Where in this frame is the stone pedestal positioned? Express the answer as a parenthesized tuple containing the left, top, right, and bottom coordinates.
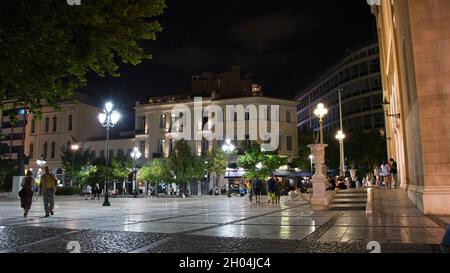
(308, 144, 331, 210)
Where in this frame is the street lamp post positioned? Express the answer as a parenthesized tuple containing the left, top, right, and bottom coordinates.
(70, 144, 79, 186)
(130, 147, 142, 198)
(98, 102, 121, 207)
(335, 130, 346, 177)
(222, 139, 235, 198)
(314, 103, 328, 144)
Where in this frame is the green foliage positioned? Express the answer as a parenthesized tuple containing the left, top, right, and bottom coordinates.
(60, 144, 94, 186)
(206, 149, 227, 177)
(55, 186, 81, 196)
(167, 139, 195, 184)
(138, 158, 171, 185)
(111, 155, 132, 182)
(0, 0, 166, 116)
(237, 142, 288, 180)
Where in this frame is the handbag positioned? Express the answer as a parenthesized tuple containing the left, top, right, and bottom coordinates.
(18, 188, 25, 198)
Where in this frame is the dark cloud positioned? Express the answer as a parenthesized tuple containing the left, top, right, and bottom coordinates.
(156, 44, 222, 74)
(229, 10, 302, 53)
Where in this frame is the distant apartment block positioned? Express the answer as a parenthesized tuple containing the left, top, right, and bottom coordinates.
(296, 43, 384, 135)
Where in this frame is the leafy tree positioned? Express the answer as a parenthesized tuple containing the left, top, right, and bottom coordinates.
(60, 144, 94, 186)
(206, 149, 228, 189)
(111, 155, 132, 183)
(237, 142, 288, 180)
(168, 139, 194, 185)
(0, 0, 166, 116)
(191, 156, 207, 182)
(138, 158, 171, 197)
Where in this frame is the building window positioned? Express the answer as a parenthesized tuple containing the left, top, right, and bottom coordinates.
(45, 117, 49, 133)
(159, 114, 166, 129)
(91, 150, 96, 158)
(51, 142, 56, 159)
(43, 142, 48, 159)
(286, 136, 293, 151)
(109, 150, 114, 159)
(31, 119, 35, 134)
(29, 143, 34, 160)
(52, 116, 57, 132)
(99, 150, 105, 158)
(201, 139, 209, 155)
(127, 149, 132, 156)
(137, 116, 146, 131)
(117, 149, 124, 157)
(158, 139, 165, 154)
(68, 114, 73, 131)
(286, 110, 291, 123)
(139, 140, 145, 156)
(169, 139, 175, 154)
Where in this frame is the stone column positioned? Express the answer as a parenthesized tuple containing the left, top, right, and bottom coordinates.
(308, 144, 330, 210)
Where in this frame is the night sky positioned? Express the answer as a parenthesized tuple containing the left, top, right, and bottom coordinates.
(80, 0, 377, 130)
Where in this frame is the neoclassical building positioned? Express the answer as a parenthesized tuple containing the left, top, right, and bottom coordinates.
(134, 95, 299, 160)
(371, 0, 450, 215)
(24, 93, 105, 179)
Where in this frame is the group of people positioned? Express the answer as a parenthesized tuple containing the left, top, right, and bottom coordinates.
(83, 183, 101, 200)
(19, 166, 57, 218)
(326, 176, 358, 191)
(246, 175, 283, 204)
(373, 158, 398, 189)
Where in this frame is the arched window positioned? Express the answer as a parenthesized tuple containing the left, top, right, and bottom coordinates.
(68, 114, 73, 131)
(53, 116, 57, 132)
(43, 143, 48, 159)
(51, 142, 56, 159)
(45, 118, 49, 132)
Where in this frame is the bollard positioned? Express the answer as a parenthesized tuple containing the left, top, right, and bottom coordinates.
(365, 186, 373, 215)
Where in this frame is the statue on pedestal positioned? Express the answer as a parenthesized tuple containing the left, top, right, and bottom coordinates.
(308, 144, 332, 210)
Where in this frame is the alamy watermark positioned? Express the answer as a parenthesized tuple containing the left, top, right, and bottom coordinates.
(367, 0, 381, 6)
(67, 0, 81, 6)
(168, 97, 280, 151)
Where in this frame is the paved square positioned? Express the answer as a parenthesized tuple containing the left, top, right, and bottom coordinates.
(0, 189, 448, 253)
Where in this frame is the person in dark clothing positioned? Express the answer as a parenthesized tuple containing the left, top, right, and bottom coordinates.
(20, 171, 35, 218)
(267, 176, 277, 204)
(252, 178, 262, 204)
(389, 158, 398, 188)
(275, 178, 282, 204)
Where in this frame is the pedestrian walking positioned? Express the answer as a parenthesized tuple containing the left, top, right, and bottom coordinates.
(373, 162, 381, 187)
(389, 158, 398, 188)
(33, 182, 39, 201)
(41, 166, 57, 217)
(275, 178, 282, 204)
(85, 184, 92, 200)
(19, 170, 35, 218)
(267, 175, 277, 204)
(252, 177, 262, 204)
(381, 161, 392, 189)
(92, 183, 100, 200)
(247, 180, 253, 203)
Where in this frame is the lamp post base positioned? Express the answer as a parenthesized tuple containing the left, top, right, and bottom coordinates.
(103, 192, 110, 206)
